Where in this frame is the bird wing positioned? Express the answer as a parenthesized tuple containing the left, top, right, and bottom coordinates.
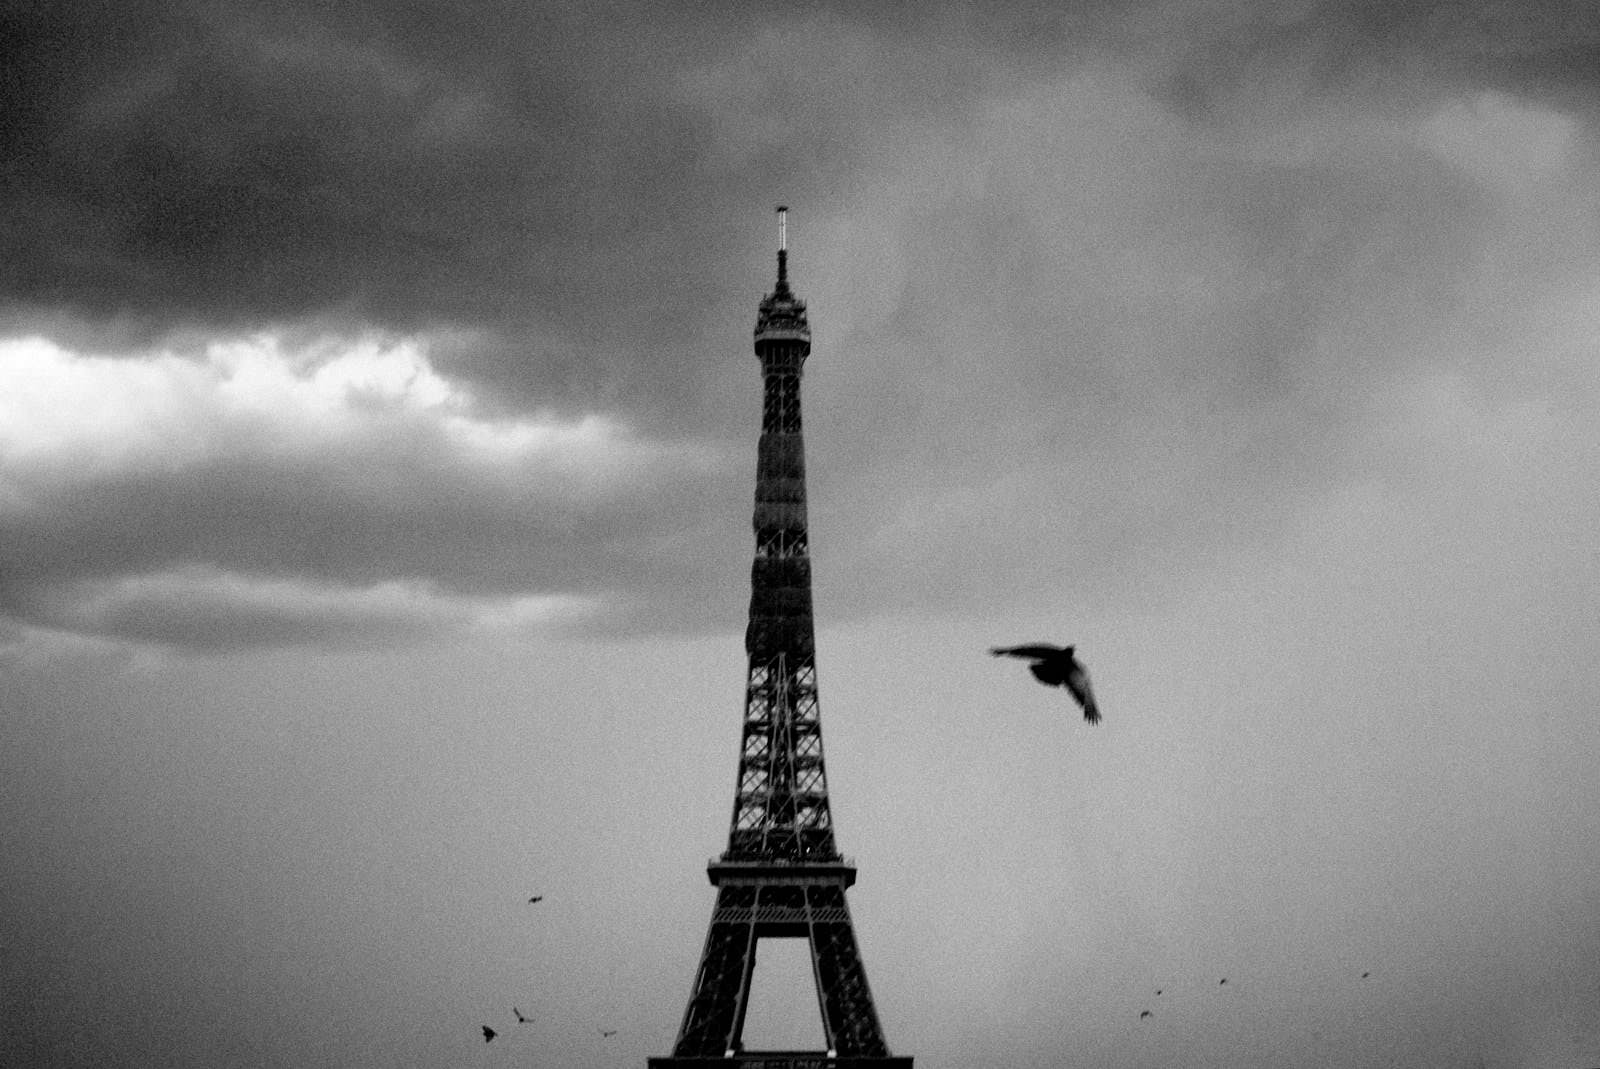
(1065, 663, 1100, 724)
(1028, 661, 1067, 686)
(990, 644, 1064, 660)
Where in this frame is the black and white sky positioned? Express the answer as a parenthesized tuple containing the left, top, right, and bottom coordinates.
(3, 2, 1599, 1067)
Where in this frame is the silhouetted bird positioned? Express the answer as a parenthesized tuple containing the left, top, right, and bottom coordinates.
(1156, 989, 1162, 996)
(599, 1029, 617, 1038)
(1361, 972, 1369, 979)
(514, 1007, 531, 1024)
(482, 1026, 496, 1042)
(1219, 978, 1227, 985)
(990, 644, 1100, 723)
(1139, 1010, 1152, 1020)
(528, 895, 543, 904)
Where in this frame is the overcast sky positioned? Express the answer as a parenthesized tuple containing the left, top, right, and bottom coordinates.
(4, 2, 1599, 1067)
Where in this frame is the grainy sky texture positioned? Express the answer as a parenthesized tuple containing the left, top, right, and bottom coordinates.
(3, 2, 1599, 1067)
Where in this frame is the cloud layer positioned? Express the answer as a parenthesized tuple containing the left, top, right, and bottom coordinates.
(1, 333, 735, 650)
(5, 0, 1600, 654)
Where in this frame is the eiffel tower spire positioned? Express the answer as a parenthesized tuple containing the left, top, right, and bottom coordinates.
(650, 210, 911, 1069)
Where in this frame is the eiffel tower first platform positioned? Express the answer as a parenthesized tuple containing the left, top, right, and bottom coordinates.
(648, 211, 911, 1069)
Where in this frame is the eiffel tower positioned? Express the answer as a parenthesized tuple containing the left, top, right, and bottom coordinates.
(648, 211, 911, 1069)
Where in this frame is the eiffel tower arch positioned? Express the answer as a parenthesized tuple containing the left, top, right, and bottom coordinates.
(649, 211, 912, 1069)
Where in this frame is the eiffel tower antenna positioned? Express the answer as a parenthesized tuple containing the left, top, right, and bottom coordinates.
(650, 214, 911, 1069)
(775, 205, 790, 290)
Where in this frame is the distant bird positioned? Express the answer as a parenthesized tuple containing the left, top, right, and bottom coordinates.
(1139, 1010, 1152, 1020)
(599, 1029, 618, 1038)
(528, 895, 544, 904)
(1361, 972, 1370, 979)
(1155, 989, 1162, 996)
(1219, 978, 1227, 986)
(482, 1026, 496, 1043)
(989, 644, 1100, 723)
(514, 1007, 531, 1024)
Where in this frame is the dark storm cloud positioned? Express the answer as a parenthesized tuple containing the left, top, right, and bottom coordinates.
(1, 0, 987, 418)
(5, 0, 1595, 389)
(6, 0, 1600, 651)
(6, 2, 572, 320)
(4, 9, 858, 506)
(6, 0, 1597, 332)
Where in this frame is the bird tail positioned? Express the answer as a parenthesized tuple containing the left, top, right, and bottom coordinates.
(1083, 702, 1101, 725)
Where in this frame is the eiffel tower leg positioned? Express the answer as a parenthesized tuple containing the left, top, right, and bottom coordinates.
(672, 888, 759, 1058)
(807, 886, 888, 1058)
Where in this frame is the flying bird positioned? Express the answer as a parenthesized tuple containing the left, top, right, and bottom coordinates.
(514, 1007, 531, 1024)
(1361, 972, 1370, 979)
(989, 644, 1100, 723)
(1139, 1010, 1152, 1020)
(482, 1026, 496, 1043)
(599, 1029, 618, 1038)
(1219, 978, 1227, 985)
(528, 895, 544, 904)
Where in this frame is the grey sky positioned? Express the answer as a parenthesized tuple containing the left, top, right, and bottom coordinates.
(3, 2, 1599, 1067)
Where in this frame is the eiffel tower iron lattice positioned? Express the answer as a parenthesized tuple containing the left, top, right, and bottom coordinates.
(648, 212, 911, 1069)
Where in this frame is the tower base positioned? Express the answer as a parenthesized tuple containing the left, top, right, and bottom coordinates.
(664, 862, 900, 1061)
(649, 1055, 912, 1069)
